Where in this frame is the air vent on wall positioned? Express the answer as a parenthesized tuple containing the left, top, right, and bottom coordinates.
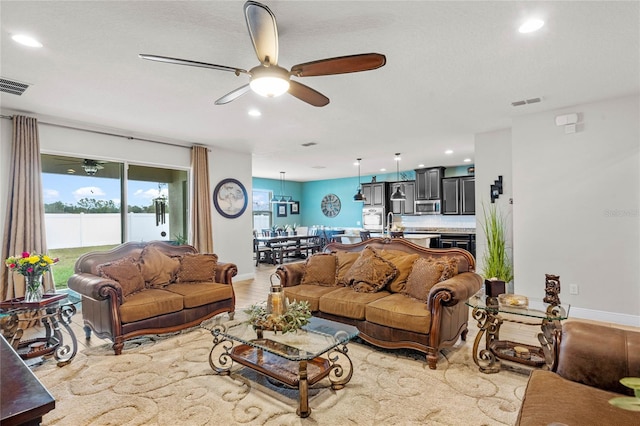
(511, 97, 542, 107)
(0, 77, 30, 95)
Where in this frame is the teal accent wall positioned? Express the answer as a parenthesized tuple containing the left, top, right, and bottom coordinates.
(252, 165, 473, 228)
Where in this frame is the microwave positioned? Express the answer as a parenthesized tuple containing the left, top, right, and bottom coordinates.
(414, 200, 441, 215)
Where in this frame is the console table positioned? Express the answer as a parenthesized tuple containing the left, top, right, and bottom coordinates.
(466, 295, 570, 374)
(0, 334, 55, 425)
(0, 293, 78, 367)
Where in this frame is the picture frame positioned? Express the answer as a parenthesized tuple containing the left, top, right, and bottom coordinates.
(213, 178, 248, 219)
(290, 201, 300, 215)
(276, 203, 287, 217)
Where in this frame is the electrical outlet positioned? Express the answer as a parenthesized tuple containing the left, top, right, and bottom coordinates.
(569, 284, 579, 295)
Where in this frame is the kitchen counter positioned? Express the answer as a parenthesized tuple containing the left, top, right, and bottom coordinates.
(403, 227, 476, 234)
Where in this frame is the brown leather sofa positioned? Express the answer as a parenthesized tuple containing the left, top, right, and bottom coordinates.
(276, 238, 482, 369)
(68, 241, 237, 355)
(517, 321, 640, 425)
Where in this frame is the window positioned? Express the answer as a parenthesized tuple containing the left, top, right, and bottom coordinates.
(41, 154, 189, 289)
(252, 189, 272, 233)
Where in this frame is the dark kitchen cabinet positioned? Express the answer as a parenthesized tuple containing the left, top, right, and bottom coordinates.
(439, 233, 476, 257)
(390, 181, 415, 215)
(442, 176, 475, 215)
(415, 167, 444, 200)
(362, 182, 388, 207)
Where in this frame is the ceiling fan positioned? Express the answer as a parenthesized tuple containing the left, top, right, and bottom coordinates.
(82, 159, 106, 176)
(139, 1, 386, 107)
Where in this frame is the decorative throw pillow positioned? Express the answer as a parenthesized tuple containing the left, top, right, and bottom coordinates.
(176, 253, 218, 282)
(375, 249, 420, 293)
(98, 258, 145, 297)
(428, 256, 460, 282)
(138, 245, 181, 288)
(344, 246, 397, 293)
(334, 251, 361, 286)
(301, 253, 337, 287)
(403, 257, 446, 302)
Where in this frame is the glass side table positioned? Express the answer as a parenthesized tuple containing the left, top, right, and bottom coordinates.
(0, 293, 78, 366)
(466, 294, 570, 374)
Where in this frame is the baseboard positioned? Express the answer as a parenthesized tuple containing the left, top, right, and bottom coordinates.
(569, 306, 640, 328)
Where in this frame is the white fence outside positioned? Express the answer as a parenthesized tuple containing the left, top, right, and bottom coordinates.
(45, 213, 171, 249)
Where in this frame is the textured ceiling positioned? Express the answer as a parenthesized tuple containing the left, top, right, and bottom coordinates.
(1, 1, 638, 181)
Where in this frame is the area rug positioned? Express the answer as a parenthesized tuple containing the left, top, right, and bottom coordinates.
(33, 316, 529, 425)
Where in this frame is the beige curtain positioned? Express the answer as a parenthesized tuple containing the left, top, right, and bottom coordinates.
(191, 145, 214, 253)
(1, 115, 53, 301)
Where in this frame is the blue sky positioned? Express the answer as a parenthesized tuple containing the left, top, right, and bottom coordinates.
(42, 173, 166, 207)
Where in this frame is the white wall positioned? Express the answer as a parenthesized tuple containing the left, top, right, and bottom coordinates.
(474, 128, 513, 287)
(209, 147, 254, 282)
(511, 95, 639, 325)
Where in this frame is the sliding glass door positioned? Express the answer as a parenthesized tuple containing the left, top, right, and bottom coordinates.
(41, 154, 189, 288)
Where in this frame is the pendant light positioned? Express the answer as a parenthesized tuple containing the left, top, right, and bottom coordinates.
(390, 153, 406, 201)
(270, 171, 295, 204)
(353, 158, 365, 202)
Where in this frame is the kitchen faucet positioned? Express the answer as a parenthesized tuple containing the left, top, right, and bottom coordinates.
(386, 211, 394, 238)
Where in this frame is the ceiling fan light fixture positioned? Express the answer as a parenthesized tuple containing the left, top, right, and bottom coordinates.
(249, 66, 290, 97)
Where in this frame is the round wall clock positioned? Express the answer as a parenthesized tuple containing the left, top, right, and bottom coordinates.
(213, 178, 248, 219)
(321, 193, 341, 218)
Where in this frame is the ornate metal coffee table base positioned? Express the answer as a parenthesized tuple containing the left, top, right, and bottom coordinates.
(207, 326, 354, 418)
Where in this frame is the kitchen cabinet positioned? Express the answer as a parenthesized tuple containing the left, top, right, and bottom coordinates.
(362, 182, 388, 207)
(442, 176, 475, 215)
(439, 233, 476, 257)
(415, 167, 444, 200)
(390, 181, 415, 215)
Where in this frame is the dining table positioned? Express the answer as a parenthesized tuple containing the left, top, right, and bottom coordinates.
(255, 234, 322, 264)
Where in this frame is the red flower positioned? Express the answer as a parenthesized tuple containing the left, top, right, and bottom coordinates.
(26, 267, 34, 273)
(21, 252, 30, 258)
(8, 263, 16, 269)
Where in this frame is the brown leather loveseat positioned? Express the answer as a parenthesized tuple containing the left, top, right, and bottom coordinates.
(276, 238, 482, 369)
(68, 241, 237, 355)
(517, 321, 640, 425)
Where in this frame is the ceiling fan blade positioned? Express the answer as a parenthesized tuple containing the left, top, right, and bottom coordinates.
(288, 81, 329, 107)
(291, 53, 386, 77)
(139, 54, 248, 75)
(215, 84, 251, 105)
(244, 1, 278, 66)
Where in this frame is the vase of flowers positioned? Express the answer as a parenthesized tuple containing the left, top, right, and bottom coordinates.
(5, 252, 59, 302)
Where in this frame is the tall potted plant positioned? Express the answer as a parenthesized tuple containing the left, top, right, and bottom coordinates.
(480, 203, 513, 295)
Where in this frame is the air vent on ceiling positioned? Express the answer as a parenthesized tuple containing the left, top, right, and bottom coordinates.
(301, 142, 318, 147)
(0, 77, 30, 96)
(511, 97, 542, 107)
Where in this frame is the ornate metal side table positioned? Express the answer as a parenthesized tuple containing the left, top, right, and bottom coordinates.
(0, 293, 78, 367)
(201, 312, 358, 418)
(466, 295, 570, 374)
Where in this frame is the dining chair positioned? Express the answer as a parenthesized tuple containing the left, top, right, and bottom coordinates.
(253, 238, 274, 266)
(390, 231, 405, 238)
(360, 230, 372, 241)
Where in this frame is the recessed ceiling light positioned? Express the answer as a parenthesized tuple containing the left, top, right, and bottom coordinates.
(519, 19, 544, 34)
(418, 164, 425, 168)
(248, 109, 261, 117)
(463, 158, 472, 163)
(380, 168, 386, 172)
(11, 34, 43, 48)
(445, 150, 453, 155)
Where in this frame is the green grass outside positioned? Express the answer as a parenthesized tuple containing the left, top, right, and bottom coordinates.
(49, 245, 118, 289)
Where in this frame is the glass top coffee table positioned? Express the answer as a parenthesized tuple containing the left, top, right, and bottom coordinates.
(466, 294, 570, 374)
(201, 312, 359, 418)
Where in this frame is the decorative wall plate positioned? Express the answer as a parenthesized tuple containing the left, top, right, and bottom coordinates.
(213, 178, 248, 218)
(321, 193, 341, 217)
